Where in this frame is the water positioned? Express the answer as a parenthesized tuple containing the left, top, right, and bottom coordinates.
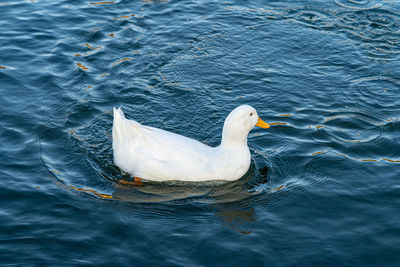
(1, 0, 399, 265)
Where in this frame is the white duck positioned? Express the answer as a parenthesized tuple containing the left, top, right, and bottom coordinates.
(112, 105, 270, 182)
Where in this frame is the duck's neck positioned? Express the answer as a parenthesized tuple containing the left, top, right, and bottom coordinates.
(220, 126, 249, 149)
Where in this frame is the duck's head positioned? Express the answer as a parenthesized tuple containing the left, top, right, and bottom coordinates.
(221, 105, 270, 146)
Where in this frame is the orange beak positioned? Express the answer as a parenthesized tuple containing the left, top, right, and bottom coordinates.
(256, 117, 270, 128)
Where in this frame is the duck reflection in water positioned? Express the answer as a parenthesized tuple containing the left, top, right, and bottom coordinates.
(111, 165, 269, 234)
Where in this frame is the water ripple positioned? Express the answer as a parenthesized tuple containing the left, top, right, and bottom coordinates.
(338, 75, 400, 110)
(322, 111, 383, 144)
(286, 8, 336, 30)
(335, 0, 383, 10)
(337, 9, 400, 60)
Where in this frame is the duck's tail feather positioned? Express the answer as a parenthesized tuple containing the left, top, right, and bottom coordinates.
(113, 106, 143, 157)
(112, 106, 126, 148)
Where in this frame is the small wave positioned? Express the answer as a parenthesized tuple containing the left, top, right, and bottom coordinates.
(224, 5, 286, 23)
(321, 110, 384, 144)
(89, 1, 118, 5)
(351, 76, 400, 109)
(335, 0, 382, 10)
(337, 9, 400, 60)
(336, 75, 400, 112)
(286, 8, 335, 30)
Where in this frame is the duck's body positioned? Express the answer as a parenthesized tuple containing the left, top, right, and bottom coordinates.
(112, 105, 269, 182)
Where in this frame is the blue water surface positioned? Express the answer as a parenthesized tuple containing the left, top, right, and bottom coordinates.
(1, 0, 400, 265)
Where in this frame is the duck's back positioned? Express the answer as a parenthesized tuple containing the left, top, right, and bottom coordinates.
(112, 108, 218, 181)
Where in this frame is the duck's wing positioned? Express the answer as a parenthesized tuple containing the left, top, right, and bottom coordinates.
(131, 126, 219, 180)
(113, 108, 215, 176)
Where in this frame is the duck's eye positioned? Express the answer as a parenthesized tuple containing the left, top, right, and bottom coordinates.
(250, 113, 253, 116)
